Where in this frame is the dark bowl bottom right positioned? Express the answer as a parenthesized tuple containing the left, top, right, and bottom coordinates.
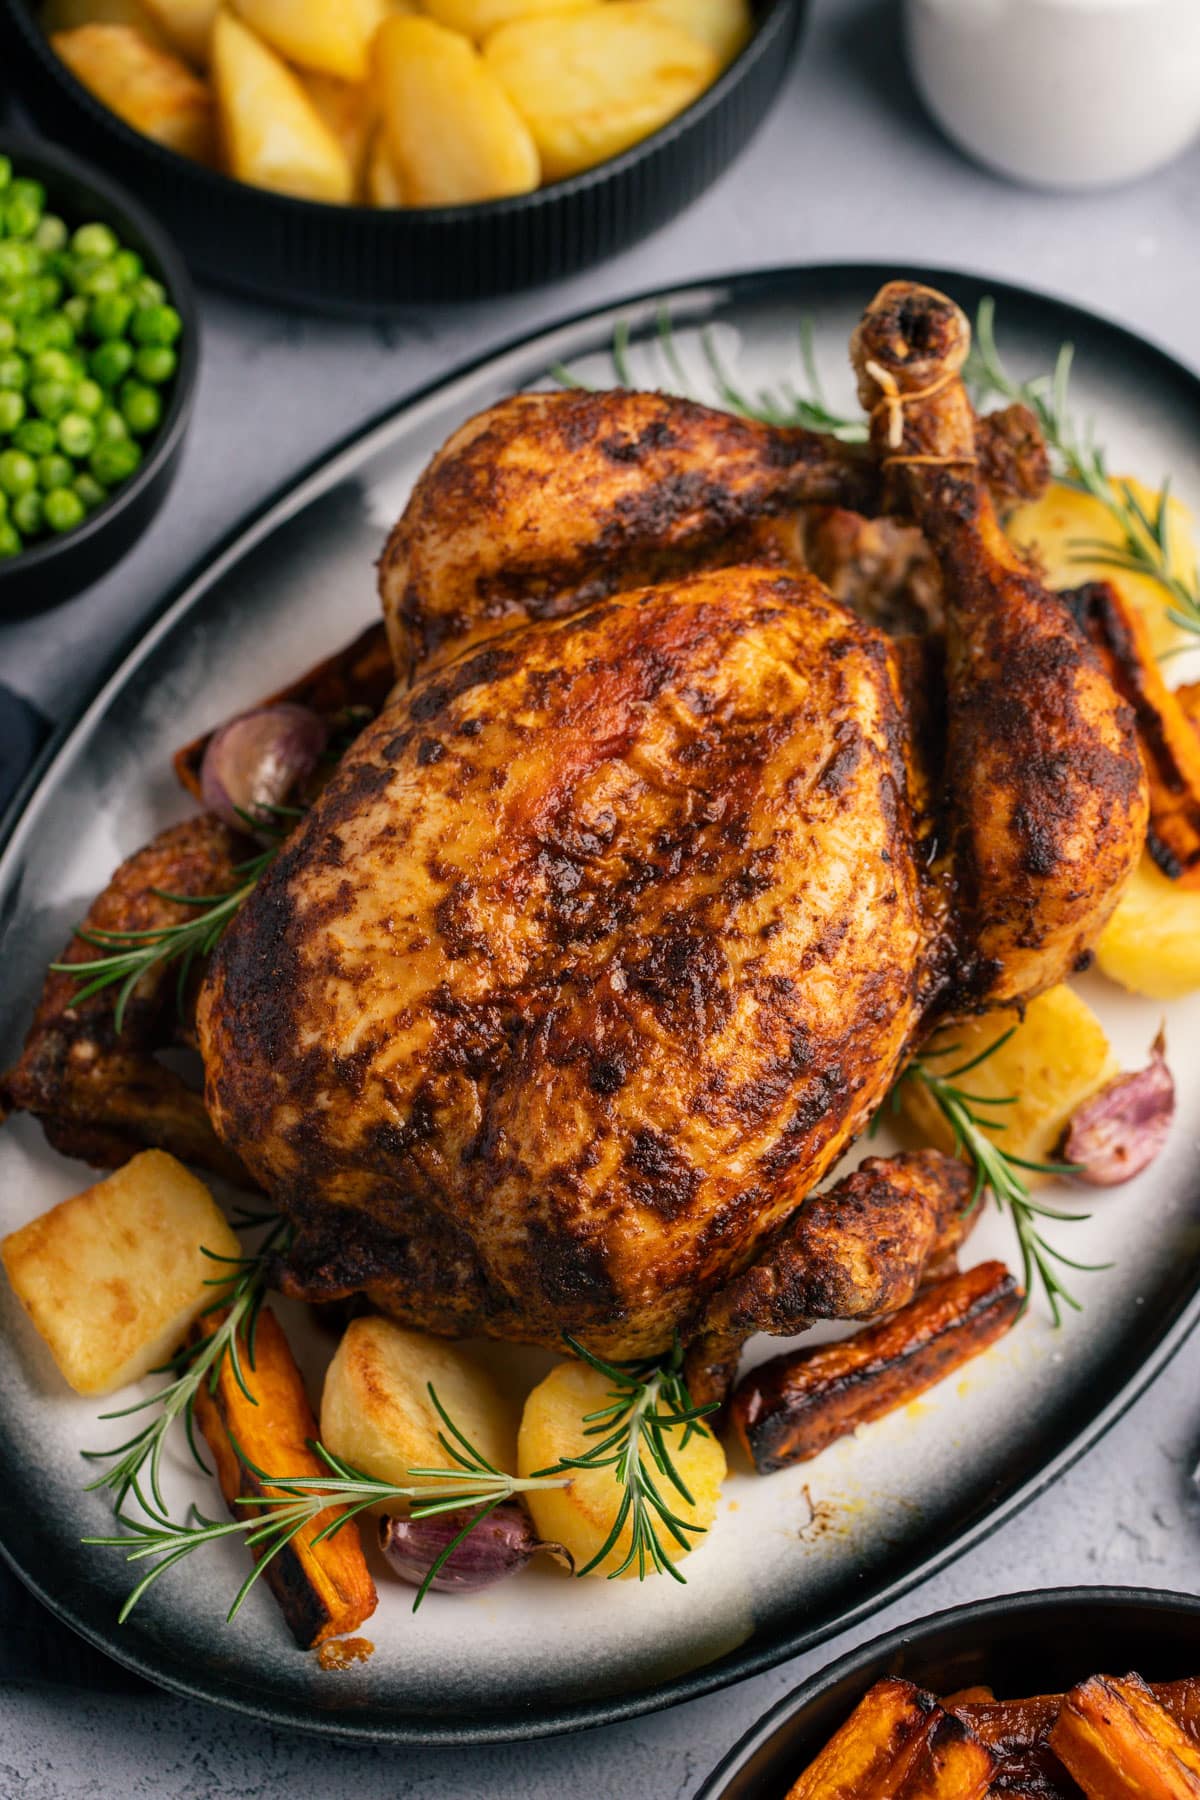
(697, 1587, 1200, 1799)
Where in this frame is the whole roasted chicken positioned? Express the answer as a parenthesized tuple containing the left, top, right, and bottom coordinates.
(6, 285, 1148, 1400)
(190, 284, 1145, 1380)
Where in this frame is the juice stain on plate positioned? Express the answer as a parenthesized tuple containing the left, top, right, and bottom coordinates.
(317, 1636, 375, 1672)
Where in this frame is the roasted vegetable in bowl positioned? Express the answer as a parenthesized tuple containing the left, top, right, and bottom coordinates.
(42, 0, 754, 206)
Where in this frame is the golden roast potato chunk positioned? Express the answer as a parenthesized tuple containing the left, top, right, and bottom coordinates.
(139, 0, 219, 64)
(635, 0, 753, 64)
(297, 70, 376, 191)
(320, 1317, 519, 1509)
(212, 9, 354, 202)
(373, 15, 539, 206)
(421, 0, 593, 40)
(900, 985, 1117, 1179)
(1, 1150, 239, 1397)
(1006, 477, 1195, 660)
(365, 127, 404, 205)
(41, 0, 169, 48)
(51, 22, 214, 160)
(1097, 852, 1200, 998)
(485, 5, 718, 181)
(232, 0, 389, 83)
(518, 1359, 726, 1579)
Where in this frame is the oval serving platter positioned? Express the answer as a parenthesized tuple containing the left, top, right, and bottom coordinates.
(2, 265, 1200, 1745)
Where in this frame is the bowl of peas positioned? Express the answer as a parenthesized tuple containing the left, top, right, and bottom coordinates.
(0, 135, 197, 614)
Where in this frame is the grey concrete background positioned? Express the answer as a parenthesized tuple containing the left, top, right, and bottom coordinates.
(2, 0, 1200, 1793)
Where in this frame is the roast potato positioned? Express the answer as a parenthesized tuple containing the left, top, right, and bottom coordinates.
(900, 985, 1117, 1179)
(0, 1150, 240, 1397)
(320, 1317, 519, 1508)
(372, 14, 540, 206)
(138, 0, 219, 64)
(51, 22, 214, 160)
(635, 0, 753, 63)
(41, 0, 169, 47)
(518, 1358, 726, 1579)
(420, 0, 593, 39)
(211, 9, 354, 202)
(231, 0, 389, 83)
(1097, 852, 1200, 998)
(484, 4, 718, 181)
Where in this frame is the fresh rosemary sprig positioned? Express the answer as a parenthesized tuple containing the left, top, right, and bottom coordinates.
(554, 305, 868, 441)
(900, 1029, 1103, 1327)
(82, 1212, 288, 1516)
(87, 1386, 570, 1620)
(535, 1334, 718, 1583)
(966, 297, 1200, 637)
(51, 837, 281, 1033)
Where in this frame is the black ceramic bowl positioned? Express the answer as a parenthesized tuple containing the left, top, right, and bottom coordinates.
(0, 135, 198, 616)
(1, 0, 807, 309)
(697, 1588, 1200, 1799)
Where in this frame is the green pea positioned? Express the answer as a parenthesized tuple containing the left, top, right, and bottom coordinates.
(13, 418, 55, 456)
(9, 179, 46, 216)
(30, 380, 71, 421)
(90, 339, 134, 388)
(112, 248, 143, 286)
(28, 275, 62, 313)
(130, 277, 166, 308)
(4, 285, 43, 321)
(63, 294, 89, 332)
(76, 259, 123, 298)
(73, 378, 104, 417)
(134, 344, 176, 385)
(131, 302, 182, 347)
(57, 412, 96, 458)
(43, 486, 84, 533)
(11, 489, 42, 538)
(37, 453, 73, 492)
(0, 448, 37, 497)
(95, 405, 128, 445)
(89, 292, 134, 341)
(33, 213, 68, 254)
(5, 197, 41, 240)
(0, 354, 26, 390)
(0, 391, 25, 434)
(71, 221, 118, 260)
(73, 472, 106, 511)
(0, 319, 13, 352)
(0, 158, 11, 195)
(0, 243, 35, 284)
(90, 437, 141, 488)
(119, 380, 161, 437)
(31, 348, 74, 385)
(0, 521, 20, 558)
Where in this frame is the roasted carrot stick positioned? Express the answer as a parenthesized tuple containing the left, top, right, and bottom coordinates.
(1049, 1674, 1200, 1799)
(191, 1305, 377, 1649)
(733, 1262, 1021, 1475)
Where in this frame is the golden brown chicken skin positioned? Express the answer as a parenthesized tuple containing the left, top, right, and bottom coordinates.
(200, 566, 931, 1357)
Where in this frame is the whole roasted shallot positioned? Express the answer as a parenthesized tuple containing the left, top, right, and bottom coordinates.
(379, 1504, 571, 1597)
(200, 703, 328, 834)
(1061, 1031, 1174, 1187)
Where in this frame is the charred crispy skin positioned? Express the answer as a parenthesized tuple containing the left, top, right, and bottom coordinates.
(684, 1149, 972, 1405)
(1070, 581, 1200, 886)
(732, 1260, 1021, 1474)
(378, 388, 882, 674)
(201, 566, 931, 1358)
(785, 1678, 995, 1800)
(191, 1305, 377, 1648)
(851, 284, 1148, 1007)
(1, 815, 249, 1180)
(1049, 1674, 1200, 1799)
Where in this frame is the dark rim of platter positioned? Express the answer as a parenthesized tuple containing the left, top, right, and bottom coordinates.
(3, 0, 801, 223)
(0, 131, 199, 583)
(2, 262, 1199, 1745)
(694, 1587, 1200, 1800)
